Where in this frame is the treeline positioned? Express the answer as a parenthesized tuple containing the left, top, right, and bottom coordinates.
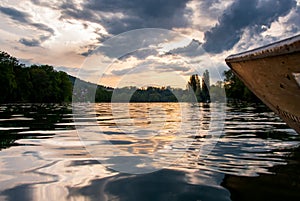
(75, 85, 197, 103)
(0, 51, 72, 103)
(113, 86, 187, 102)
(109, 71, 226, 103)
(74, 70, 260, 103)
(0, 51, 260, 103)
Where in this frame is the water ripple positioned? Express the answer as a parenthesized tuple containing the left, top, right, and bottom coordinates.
(0, 103, 299, 201)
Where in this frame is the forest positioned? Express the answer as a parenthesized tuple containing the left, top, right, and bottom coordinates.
(0, 51, 259, 103)
(0, 51, 72, 103)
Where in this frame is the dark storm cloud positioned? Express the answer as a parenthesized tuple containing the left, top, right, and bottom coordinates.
(84, 0, 189, 18)
(200, 0, 220, 9)
(59, 0, 96, 22)
(0, 6, 55, 47)
(203, 0, 297, 53)
(198, 0, 222, 17)
(60, 0, 191, 35)
(60, 8, 94, 22)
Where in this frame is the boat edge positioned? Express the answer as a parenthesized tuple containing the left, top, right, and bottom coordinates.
(225, 34, 300, 63)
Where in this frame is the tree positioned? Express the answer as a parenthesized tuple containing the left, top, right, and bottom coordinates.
(187, 71, 211, 102)
(224, 69, 260, 102)
(0, 51, 20, 102)
(58, 71, 73, 102)
(14, 67, 32, 101)
(187, 74, 201, 101)
(29, 66, 51, 102)
(201, 70, 211, 102)
(95, 86, 112, 102)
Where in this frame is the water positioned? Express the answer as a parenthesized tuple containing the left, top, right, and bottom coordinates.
(0, 103, 299, 201)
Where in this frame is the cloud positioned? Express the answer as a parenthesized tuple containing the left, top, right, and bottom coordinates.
(58, 0, 192, 35)
(79, 43, 99, 57)
(0, 6, 54, 34)
(156, 65, 191, 73)
(19, 58, 35, 66)
(169, 39, 205, 57)
(59, 2, 95, 22)
(199, 0, 221, 9)
(118, 49, 159, 60)
(286, 6, 300, 33)
(110, 59, 192, 77)
(90, 29, 178, 59)
(198, 0, 228, 19)
(0, 6, 30, 23)
(202, 0, 297, 53)
(55, 66, 80, 75)
(30, 0, 57, 8)
(19, 38, 41, 47)
(19, 33, 54, 47)
(111, 68, 135, 76)
(84, 0, 189, 18)
(0, 6, 55, 47)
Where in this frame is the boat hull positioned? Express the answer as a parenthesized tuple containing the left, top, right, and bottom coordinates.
(226, 35, 300, 134)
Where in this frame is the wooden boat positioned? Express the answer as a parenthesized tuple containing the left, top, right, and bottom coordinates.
(225, 35, 300, 134)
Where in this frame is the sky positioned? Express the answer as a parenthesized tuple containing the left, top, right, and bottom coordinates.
(1, 0, 300, 88)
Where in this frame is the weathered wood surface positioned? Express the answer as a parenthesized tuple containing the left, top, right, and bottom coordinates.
(226, 35, 300, 134)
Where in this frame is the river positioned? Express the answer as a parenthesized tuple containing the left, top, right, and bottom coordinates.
(0, 103, 299, 201)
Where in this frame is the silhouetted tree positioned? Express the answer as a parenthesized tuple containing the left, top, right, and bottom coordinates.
(201, 70, 211, 102)
(187, 74, 201, 101)
(224, 69, 260, 102)
(187, 71, 211, 102)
